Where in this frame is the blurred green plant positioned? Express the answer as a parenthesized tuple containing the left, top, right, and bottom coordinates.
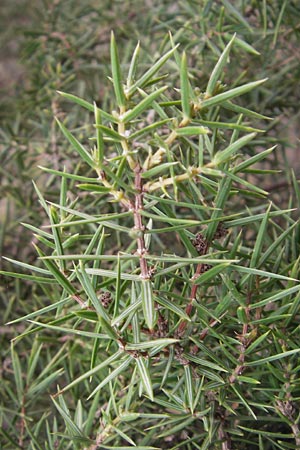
(2, 0, 300, 263)
(2, 30, 300, 449)
(0, 0, 300, 449)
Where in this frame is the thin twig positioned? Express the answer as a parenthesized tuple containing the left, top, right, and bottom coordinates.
(176, 240, 210, 337)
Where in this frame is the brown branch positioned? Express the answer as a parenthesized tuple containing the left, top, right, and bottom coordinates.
(228, 320, 248, 384)
(218, 421, 231, 450)
(18, 394, 26, 448)
(229, 291, 256, 384)
(176, 238, 210, 337)
(276, 363, 300, 447)
(276, 399, 300, 447)
(177, 224, 228, 340)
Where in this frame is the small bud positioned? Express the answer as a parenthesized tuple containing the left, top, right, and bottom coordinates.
(214, 222, 228, 240)
(192, 232, 208, 255)
(129, 228, 144, 239)
(148, 266, 157, 279)
(156, 312, 168, 337)
(200, 264, 212, 274)
(237, 306, 248, 324)
(99, 291, 113, 308)
(174, 345, 189, 365)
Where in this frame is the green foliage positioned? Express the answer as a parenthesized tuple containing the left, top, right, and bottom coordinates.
(1, 2, 300, 449)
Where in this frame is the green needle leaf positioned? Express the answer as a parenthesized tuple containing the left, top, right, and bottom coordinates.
(192, 262, 231, 285)
(55, 351, 123, 396)
(249, 285, 300, 310)
(154, 295, 191, 321)
(55, 118, 95, 168)
(206, 34, 235, 97)
(141, 279, 156, 330)
(213, 132, 257, 165)
(180, 51, 191, 119)
(245, 348, 300, 366)
(202, 79, 268, 110)
(142, 162, 179, 179)
(75, 263, 110, 321)
(88, 355, 132, 399)
(175, 126, 210, 136)
(125, 338, 178, 351)
(120, 86, 167, 123)
(110, 31, 126, 107)
(49, 205, 65, 272)
(11, 343, 23, 401)
(136, 357, 153, 401)
(126, 44, 179, 96)
(184, 365, 194, 413)
(35, 245, 76, 295)
(51, 397, 86, 439)
(127, 41, 140, 88)
(250, 204, 272, 269)
(57, 91, 116, 122)
(94, 103, 104, 167)
(94, 124, 124, 141)
(76, 184, 111, 193)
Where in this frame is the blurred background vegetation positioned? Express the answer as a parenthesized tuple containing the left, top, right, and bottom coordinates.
(1, 0, 300, 262)
(1, 0, 300, 448)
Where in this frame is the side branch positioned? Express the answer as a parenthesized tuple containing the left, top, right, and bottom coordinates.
(176, 238, 210, 337)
